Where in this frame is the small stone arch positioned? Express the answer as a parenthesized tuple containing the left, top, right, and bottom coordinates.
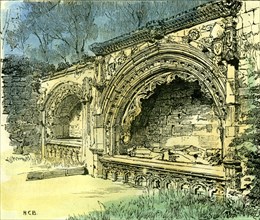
(43, 81, 83, 111)
(135, 175, 147, 187)
(42, 81, 83, 140)
(71, 149, 80, 163)
(192, 183, 208, 196)
(164, 177, 179, 190)
(150, 176, 163, 189)
(213, 185, 225, 198)
(180, 181, 191, 193)
(123, 171, 131, 183)
(102, 168, 110, 180)
(111, 170, 119, 182)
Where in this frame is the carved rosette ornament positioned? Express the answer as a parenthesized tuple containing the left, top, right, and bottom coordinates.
(188, 28, 200, 42)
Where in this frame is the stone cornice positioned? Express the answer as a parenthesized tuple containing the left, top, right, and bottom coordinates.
(90, 0, 242, 56)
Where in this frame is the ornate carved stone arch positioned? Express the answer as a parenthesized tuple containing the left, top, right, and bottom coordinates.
(42, 81, 83, 138)
(164, 177, 180, 190)
(100, 43, 227, 154)
(43, 81, 83, 111)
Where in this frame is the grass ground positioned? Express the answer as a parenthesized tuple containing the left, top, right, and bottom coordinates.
(1, 150, 143, 220)
(67, 190, 259, 220)
(1, 150, 259, 220)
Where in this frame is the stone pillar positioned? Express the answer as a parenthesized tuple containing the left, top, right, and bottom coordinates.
(223, 160, 242, 190)
(81, 101, 96, 174)
(110, 125, 116, 156)
(95, 56, 104, 83)
(102, 168, 108, 179)
(224, 64, 238, 157)
(87, 56, 106, 176)
(41, 110, 46, 159)
(223, 64, 241, 191)
(90, 148, 104, 177)
(112, 171, 118, 182)
(81, 101, 87, 161)
(89, 113, 105, 177)
(81, 77, 96, 174)
(94, 115, 105, 151)
(219, 119, 225, 160)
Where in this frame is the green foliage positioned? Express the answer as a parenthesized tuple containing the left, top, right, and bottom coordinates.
(231, 42, 260, 203)
(246, 151, 260, 202)
(67, 190, 258, 220)
(2, 55, 54, 152)
(3, 0, 212, 65)
(5, 1, 98, 64)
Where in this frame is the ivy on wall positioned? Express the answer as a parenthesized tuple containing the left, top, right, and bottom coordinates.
(231, 33, 260, 201)
(2, 55, 55, 154)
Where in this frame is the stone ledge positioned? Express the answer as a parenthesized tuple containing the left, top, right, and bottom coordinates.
(100, 155, 225, 180)
(26, 166, 88, 181)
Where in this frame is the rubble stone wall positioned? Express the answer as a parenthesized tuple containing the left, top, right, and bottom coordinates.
(130, 78, 221, 150)
(236, 1, 260, 132)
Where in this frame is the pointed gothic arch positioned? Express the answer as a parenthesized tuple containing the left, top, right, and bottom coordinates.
(100, 43, 227, 155)
(43, 82, 83, 138)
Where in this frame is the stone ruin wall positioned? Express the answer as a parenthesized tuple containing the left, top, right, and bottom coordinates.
(236, 1, 260, 133)
(130, 79, 221, 150)
(36, 1, 260, 190)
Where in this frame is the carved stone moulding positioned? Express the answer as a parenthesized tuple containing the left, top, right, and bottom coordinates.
(100, 158, 226, 195)
(90, 0, 242, 56)
(43, 82, 83, 113)
(102, 58, 224, 121)
(45, 143, 81, 166)
(99, 43, 227, 154)
(119, 71, 216, 144)
(106, 70, 224, 145)
(42, 82, 83, 137)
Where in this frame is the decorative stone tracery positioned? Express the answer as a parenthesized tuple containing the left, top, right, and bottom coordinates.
(100, 156, 225, 196)
(99, 43, 227, 155)
(42, 82, 84, 163)
(43, 82, 83, 136)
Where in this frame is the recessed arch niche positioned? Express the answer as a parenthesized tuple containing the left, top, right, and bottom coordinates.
(43, 82, 83, 140)
(100, 43, 226, 158)
(128, 76, 221, 157)
(53, 95, 82, 138)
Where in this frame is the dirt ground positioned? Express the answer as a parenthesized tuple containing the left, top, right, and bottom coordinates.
(0, 150, 144, 220)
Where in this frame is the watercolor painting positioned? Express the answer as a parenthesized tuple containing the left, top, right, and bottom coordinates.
(1, 0, 260, 219)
